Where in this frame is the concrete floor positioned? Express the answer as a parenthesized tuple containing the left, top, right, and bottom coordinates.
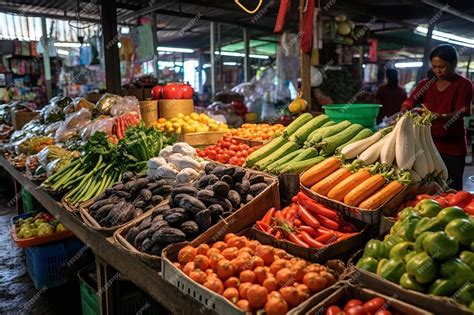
(0, 184, 82, 315)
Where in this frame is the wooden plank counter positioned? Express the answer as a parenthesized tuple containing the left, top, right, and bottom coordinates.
(0, 156, 215, 315)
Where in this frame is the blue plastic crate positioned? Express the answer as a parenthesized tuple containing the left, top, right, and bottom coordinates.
(26, 238, 87, 289)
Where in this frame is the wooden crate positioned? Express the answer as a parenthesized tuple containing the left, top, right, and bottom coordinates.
(177, 131, 227, 147)
(139, 100, 158, 127)
(158, 99, 194, 119)
(12, 111, 39, 130)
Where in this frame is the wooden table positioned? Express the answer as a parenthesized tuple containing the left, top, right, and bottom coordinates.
(0, 156, 215, 315)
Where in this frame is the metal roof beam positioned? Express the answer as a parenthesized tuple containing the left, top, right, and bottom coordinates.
(421, 0, 474, 23)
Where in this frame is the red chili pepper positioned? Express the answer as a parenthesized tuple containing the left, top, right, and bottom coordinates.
(291, 195, 298, 203)
(293, 219, 302, 227)
(445, 193, 455, 201)
(434, 197, 448, 208)
(274, 210, 284, 221)
(315, 232, 338, 244)
(285, 206, 298, 221)
(262, 207, 276, 225)
(448, 191, 473, 208)
(267, 227, 275, 235)
(288, 232, 310, 248)
(338, 222, 357, 233)
(297, 204, 320, 229)
(256, 221, 269, 232)
(336, 232, 360, 242)
(297, 193, 338, 219)
(465, 201, 474, 215)
(299, 225, 319, 237)
(281, 206, 290, 217)
(275, 231, 282, 239)
(299, 231, 324, 249)
(314, 214, 339, 230)
(416, 194, 433, 201)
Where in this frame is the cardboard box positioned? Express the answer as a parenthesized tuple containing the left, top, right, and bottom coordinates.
(12, 111, 39, 130)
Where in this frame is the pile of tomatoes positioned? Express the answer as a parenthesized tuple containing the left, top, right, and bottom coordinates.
(326, 296, 395, 315)
(175, 233, 337, 315)
(197, 137, 261, 166)
(227, 123, 285, 141)
(151, 82, 194, 100)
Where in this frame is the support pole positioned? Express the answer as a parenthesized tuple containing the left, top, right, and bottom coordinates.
(243, 28, 250, 82)
(210, 22, 216, 99)
(101, 0, 121, 94)
(40, 17, 52, 99)
(198, 49, 203, 93)
(151, 13, 159, 79)
(417, 24, 434, 83)
(299, 0, 311, 108)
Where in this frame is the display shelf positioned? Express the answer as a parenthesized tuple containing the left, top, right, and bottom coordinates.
(0, 156, 216, 315)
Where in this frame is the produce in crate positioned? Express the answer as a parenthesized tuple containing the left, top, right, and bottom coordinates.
(356, 198, 474, 310)
(14, 212, 68, 239)
(197, 137, 261, 166)
(302, 159, 410, 210)
(325, 296, 401, 315)
(124, 163, 274, 256)
(86, 173, 172, 228)
(171, 233, 344, 314)
(111, 111, 141, 141)
(42, 125, 174, 206)
(153, 113, 229, 134)
(227, 123, 285, 141)
(397, 191, 474, 216)
(255, 191, 360, 249)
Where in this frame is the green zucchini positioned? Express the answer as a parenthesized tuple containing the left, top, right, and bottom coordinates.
(274, 147, 319, 173)
(280, 156, 326, 174)
(283, 113, 313, 137)
(322, 120, 352, 139)
(244, 136, 286, 167)
(265, 149, 303, 172)
(254, 142, 299, 170)
(304, 121, 336, 146)
(335, 128, 374, 154)
(319, 124, 364, 156)
(288, 114, 329, 144)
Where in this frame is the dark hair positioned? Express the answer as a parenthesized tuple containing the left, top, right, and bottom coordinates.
(429, 44, 458, 66)
(386, 68, 399, 88)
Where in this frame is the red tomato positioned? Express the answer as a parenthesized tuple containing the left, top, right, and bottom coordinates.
(374, 310, 392, 315)
(229, 157, 238, 165)
(236, 157, 246, 166)
(345, 305, 368, 315)
(415, 194, 433, 201)
(221, 142, 231, 149)
(207, 150, 217, 159)
(241, 150, 249, 157)
(231, 139, 239, 145)
(181, 84, 194, 99)
(151, 85, 163, 100)
(197, 151, 206, 158)
(162, 83, 183, 99)
(229, 145, 240, 151)
(344, 299, 364, 311)
(227, 150, 236, 157)
(325, 306, 342, 315)
(363, 297, 385, 313)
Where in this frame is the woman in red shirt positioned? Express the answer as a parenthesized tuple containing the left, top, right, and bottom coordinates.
(401, 44, 472, 190)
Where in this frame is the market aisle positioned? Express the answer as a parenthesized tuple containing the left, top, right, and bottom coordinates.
(0, 189, 81, 315)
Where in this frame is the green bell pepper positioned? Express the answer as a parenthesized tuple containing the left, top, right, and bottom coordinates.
(406, 252, 438, 284)
(460, 251, 474, 271)
(437, 206, 468, 225)
(363, 239, 388, 259)
(440, 258, 474, 287)
(404, 251, 417, 263)
(414, 231, 433, 252)
(384, 234, 404, 252)
(445, 218, 474, 246)
(470, 301, 474, 312)
(471, 241, 474, 252)
(414, 217, 445, 239)
(422, 231, 458, 260)
(377, 257, 405, 284)
(389, 241, 415, 260)
(399, 272, 426, 292)
(390, 220, 402, 235)
(429, 279, 458, 296)
(415, 199, 442, 217)
(377, 258, 388, 275)
(356, 256, 379, 273)
(398, 207, 421, 221)
(397, 217, 420, 242)
(456, 282, 474, 306)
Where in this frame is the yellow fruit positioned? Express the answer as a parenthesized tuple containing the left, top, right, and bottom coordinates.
(176, 113, 184, 118)
(183, 125, 195, 133)
(209, 124, 219, 131)
(175, 126, 182, 134)
(170, 117, 178, 122)
(191, 112, 199, 119)
(158, 118, 167, 123)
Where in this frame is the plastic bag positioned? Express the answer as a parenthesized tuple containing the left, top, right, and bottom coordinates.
(37, 145, 69, 169)
(40, 104, 64, 124)
(96, 93, 122, 114)
(44, 121, 62, 137)
(110, 96, 140, 117)
(80, 118, 114, 141)
(55, 109, 92, 143)
(73, 98, 94, 112)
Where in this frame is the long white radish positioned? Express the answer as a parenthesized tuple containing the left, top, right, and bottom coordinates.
(380, 123, 398, 165)
(409, 169, 422, 183)
(341, 131, 383, 159)
(419, 125, 435, 174)
(359, 134, 390, 165)
(395, 115, 416, 170)
(424, 125, 449, 180)
(412, 124, 429, 178)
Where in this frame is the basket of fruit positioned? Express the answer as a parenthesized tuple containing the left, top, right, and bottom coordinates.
(11, 212, 74, 248)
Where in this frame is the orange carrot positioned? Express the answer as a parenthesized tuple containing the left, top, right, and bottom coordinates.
(310, 168, 352, 196)
(327, 169, 372, 201)
(358, 181, 405, 210)
(300, 156, 341, 187)
(343, 174, 386, 207)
